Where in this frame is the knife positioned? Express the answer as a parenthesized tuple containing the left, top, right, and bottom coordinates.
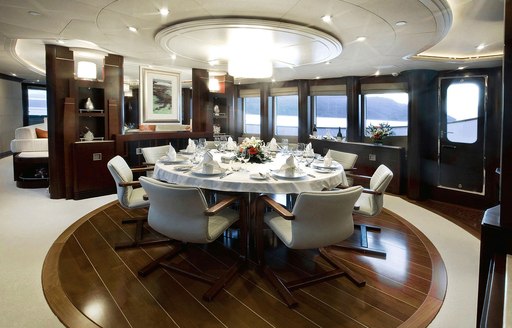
(219, 171, 233, 179)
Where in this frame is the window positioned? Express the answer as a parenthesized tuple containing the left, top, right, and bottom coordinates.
(274, 95, 298, 136)
(314, 95, 348, 137)
(28, 88, 47, 117)
(364, 91, 408, 137)
(445, 82, 479, 143)
(243, 96, 261, 134)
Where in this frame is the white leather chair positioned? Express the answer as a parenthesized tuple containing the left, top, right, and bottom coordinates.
(255, 186, 365, 308)
(137, 176, 247, 301)
(326, 149, 358, 186)
(335, 164, 394, 257)
(107, 155, 169, 249)
(141, 145, 169, 165)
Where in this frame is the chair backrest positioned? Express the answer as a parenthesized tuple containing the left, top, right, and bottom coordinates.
(141, 145, 170, 164)
(107, 155, 136, 208)
(326, 149, 358, 170)
(138, 176, 211, 243)
(360, 164, 393, 216)
(289, 186, 363, 249)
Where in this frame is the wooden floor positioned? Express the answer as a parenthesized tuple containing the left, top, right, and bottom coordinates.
(42, 200, 447, 328)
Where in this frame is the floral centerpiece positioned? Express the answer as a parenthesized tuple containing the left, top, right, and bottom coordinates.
(366, 122, 393, 143)
(237, 137, 270, 163)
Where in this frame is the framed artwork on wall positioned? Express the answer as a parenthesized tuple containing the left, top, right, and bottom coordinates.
(139, 66, 181, 124)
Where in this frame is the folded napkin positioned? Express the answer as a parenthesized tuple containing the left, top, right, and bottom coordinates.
(185, 138, 196, 153)
(166, 143, 177, 161)
(199, 151, 222, 174)
(269, 138, 278, 151)
(280, 155, 297, 177)
(304, 142, 315, 157)
(324, 151, 333, 167)
(226, 137, 236, 151)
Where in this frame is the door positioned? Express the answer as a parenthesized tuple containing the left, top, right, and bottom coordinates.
(438, 76, 486, 193)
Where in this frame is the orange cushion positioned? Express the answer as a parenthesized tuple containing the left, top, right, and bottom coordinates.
(35, 128, 48, 138)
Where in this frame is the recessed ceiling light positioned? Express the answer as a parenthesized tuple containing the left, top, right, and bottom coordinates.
(356, 36, 367, 42)
(395, 21, 407, 26)
(28, 11, 41, 16)
(375, 70, 380, 76)
(321, 15, 332, 23)
(476, 43, 486, 50)
(458, 66, 466, 70)
(209, 60, 219, 66)
(11, 73, 17, 76)
(271, 78, 276, 82)
(325, 61, 331, 65)
(128, 26, 138, 33)
(159, 8, 169, 16)
(170, 53, 177, 60)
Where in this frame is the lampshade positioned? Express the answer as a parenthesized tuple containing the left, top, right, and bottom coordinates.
(76, 61, 97, 80)
(208, 78, 220, 92)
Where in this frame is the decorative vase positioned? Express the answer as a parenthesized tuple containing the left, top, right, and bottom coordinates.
(84, 129, 94, 141)
(85, 97, 94, 111)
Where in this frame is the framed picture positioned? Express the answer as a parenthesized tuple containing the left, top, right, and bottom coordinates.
(140, 66, 181, 124)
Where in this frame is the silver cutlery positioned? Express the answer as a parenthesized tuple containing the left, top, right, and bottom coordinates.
(219, 171, 233, 179)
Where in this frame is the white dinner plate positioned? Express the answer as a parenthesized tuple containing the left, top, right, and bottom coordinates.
(249, 173, 268, 180)
(271, 169, 307, 179)
(313, 167, 334, 174)
(190, 167, 225, 176)
(174, 165, 194, 171)
(311, 160, 342, 170)
(159, 156, 189, 164)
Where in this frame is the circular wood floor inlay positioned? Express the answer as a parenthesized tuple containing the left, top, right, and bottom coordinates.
(42, 200, 446, 328)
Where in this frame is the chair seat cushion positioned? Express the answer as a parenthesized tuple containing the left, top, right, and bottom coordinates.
(127, 187, 150, 209)
(264, 214, 293, 247)
(207, 209, 239, 242)
(353, 193, 376, 216)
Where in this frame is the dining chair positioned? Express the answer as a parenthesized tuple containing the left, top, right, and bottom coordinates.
(335, 164, 394, 257)
(255, 186, 366, 308)
(137, 176, 247, 301)
(107, 155, 170, 249)
(326, 149, 358, 186)
(141, 145, 170, 175)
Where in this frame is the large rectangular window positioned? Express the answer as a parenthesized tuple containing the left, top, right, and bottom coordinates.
(314, 95, 348, 137)
(274, 95, 298, 136)
(362, 83, 408, 137)
(243, 96, 261, 134)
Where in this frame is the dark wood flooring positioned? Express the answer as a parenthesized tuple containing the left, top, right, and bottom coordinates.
(43, 200, 447, 328)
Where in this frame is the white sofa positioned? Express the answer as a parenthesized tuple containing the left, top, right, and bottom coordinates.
(10, 120, 49, 188)
(10, 120, 48, 154)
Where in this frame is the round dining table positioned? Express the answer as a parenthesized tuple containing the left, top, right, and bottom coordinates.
(152, 151, 348, 194)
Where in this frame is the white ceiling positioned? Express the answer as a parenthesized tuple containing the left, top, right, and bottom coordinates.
(0, 0, 504, 85)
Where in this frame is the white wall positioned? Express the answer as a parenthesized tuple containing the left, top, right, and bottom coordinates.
(0, 78, 23, 153)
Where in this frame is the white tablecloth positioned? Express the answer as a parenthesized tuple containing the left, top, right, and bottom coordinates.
(153, 152, 347, 194)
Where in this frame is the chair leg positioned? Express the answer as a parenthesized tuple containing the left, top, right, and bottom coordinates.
(319, 248, 366, 287)
(332, 223, 386, 257)
(114, 216, 171, 250)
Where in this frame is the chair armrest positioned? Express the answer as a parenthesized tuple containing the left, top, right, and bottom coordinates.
(362, 188, 382, 195)
(346, 172, 371, 180)
(257, 195, 295, 220)
(344, 167, 357, 172)
(131, 166, 154, 173)
(205, 195, 241, 216)
(119, 181, 141, 187)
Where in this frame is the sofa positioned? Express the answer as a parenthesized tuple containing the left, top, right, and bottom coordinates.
(10, 119, 49, 188)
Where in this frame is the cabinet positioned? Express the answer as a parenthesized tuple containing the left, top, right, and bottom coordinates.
(75, 81, 106, 141)
(209, 74, 234, 137)
(72, 141, 116, 199)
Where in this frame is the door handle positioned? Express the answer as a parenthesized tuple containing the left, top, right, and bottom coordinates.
(441, 145, 457, 149)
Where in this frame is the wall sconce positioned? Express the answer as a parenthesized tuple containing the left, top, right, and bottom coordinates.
(123, 83, 133, 97)
(76, 61, 97, 80)
(208, 78, 220, 92)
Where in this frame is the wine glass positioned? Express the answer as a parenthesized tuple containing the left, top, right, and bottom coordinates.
(213, 136, 221, 150)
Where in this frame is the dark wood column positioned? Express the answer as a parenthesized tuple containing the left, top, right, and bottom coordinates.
(405, 69, 438, 200)
(346, 76, 361, 142)
(260, 83, 272, 141)
(45, 45, 74, 199)
(297, 80, 310, 143)
(191, 68, 209, 132)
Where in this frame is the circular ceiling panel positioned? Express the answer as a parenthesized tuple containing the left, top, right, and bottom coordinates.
(155, 18, 343, 70)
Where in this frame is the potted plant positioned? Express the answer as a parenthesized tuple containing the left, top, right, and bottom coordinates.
(366, 122, 393, 144)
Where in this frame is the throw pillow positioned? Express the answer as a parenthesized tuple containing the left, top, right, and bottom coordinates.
(35, 128, 48, 138)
